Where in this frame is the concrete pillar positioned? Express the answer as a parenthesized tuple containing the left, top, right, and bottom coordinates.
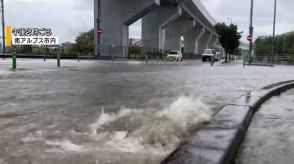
(208, 35, 218, 48)
(207, 33, 213, 48)
(183, 26, 205, 54)
(213, 36, 219, 47)
(195, 27, 205, 54)
(198, 31, 212, 54)
(142, 6, 182, 51)
(94, 0, 160, 58)
(164, 17, 196, 51)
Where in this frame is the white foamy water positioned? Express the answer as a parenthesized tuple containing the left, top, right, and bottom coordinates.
(39, 96, 213, 163)
(88, 96, 213, 161)
(46, 140, 85, 152)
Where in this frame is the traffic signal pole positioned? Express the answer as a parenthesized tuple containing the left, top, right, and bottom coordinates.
(248, 0, 254, 65)
(271, 0, 277, 66)
(96, 0, 101, 57)
(1, 0, 5, 54)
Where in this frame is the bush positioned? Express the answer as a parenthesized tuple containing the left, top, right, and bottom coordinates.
(15, 45, 33, 54)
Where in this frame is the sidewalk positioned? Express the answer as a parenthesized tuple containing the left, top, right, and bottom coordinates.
(236, 89, 294, 164)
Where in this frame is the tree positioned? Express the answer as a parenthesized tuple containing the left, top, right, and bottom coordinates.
(255, 36, 272, 54)
(255, 31, 294, 55)
(73, 29, 94, 55)
(16, 45, 33, 54)
(214, 23, 242, 62)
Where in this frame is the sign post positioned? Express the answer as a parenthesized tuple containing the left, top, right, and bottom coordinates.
(57, 49, 61, 67)
(271, 0, 277, 66)
(247, 35, 253, 42)
(248, 0, 254, 65)
(97, 28, 103, 35)
(12, 46, 16, 70)
(1, 0, 5, 54)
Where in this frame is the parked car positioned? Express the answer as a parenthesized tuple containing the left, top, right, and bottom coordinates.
(202, 49, 218, 62)
(166, 50, 183, 62)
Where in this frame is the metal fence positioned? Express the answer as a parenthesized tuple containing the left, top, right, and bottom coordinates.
(243, 54, 294, 66)
(99, 45, 171, 59)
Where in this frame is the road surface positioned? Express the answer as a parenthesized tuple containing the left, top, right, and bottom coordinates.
(0, 59, 294, 164)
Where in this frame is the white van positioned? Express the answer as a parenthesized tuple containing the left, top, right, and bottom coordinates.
(202, 49, 218, 62)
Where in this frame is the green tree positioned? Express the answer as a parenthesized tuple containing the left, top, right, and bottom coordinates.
(16, 45, 33, 54)
(73, 29, 94, 55)
(255, 36, 272, 54)
(276, 35, 284, 54)
(214, 23, 242, 62)
(255, 31, 294, 55)
(289, 44, 294, 54)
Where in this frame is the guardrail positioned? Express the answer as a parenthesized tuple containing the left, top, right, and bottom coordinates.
(99, 45, 171, 60)
(244, 54, 294, 66)
(0, 54, 94, 60)
(1, 45, 207, 62)
(99, 45, 205, 60)
(255, 54, 294, 64)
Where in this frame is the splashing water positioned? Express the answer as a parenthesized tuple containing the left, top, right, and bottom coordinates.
(90, 96, 213, 153)
(23, 96, 213, 164)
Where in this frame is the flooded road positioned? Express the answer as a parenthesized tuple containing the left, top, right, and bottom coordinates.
(0, 59, 294, 164)
(236, 89, 294, 164)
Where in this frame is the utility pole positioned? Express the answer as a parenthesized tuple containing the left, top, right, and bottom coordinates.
(96, 0, 101, 57)
(271, 0, 277, 66)
(1, 0, 5, 54)
(248, 0, 254, 65)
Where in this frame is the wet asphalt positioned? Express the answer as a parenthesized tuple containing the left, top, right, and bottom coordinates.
(0, 59, 294, 163)
(236, 89, 294, 164)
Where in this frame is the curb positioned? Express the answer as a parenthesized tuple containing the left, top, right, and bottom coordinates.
(162, 80, 294, 164)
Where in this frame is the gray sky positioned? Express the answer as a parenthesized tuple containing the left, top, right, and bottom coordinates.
(201, 0, 294, 42)
(4, 0, 294, 43)
(5, 0, 93, 43)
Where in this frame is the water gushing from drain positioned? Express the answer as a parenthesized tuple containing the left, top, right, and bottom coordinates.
(91, 96, 212, 153)
(42, 96, 213, 163)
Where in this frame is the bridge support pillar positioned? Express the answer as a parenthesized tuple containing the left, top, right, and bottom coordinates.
(208, 35, 218, 48)
(183, 26, 206, 55)
(198, 31, 212, 54)
(164, 17, 196, 51)
(94, 0, 160, 58)
(142, 6, 182, 52)
(214, 37, 219, 47)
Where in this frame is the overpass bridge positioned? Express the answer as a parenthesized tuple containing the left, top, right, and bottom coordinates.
(94, 0, 220, 58)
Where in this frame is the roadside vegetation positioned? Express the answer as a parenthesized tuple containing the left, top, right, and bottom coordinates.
(254, 31, 294, 64)
(255, 31, 294, 54)
(214, 23, 242, 62)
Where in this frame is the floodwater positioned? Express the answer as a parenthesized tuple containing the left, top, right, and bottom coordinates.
(0, 59, 294, 164)
(236, 89, 294, 164)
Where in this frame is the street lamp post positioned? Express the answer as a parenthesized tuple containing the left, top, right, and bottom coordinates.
(271, 0, 277, 66)
(1, 0, 5, 54)
(248, 0, 254, 65)
(96, 0, 101, 57)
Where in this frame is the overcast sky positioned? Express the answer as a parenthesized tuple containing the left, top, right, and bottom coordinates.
(4, 0, 294, 43)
